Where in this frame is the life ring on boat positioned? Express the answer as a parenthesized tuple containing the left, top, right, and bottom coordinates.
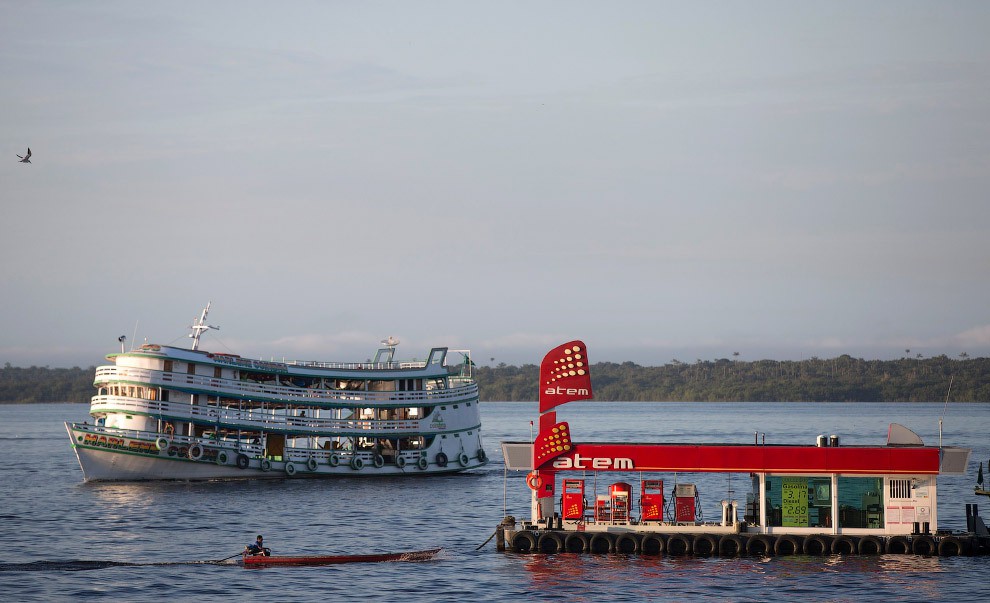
(156, 437, 171, 451)
(435, 452, 448, 468)
(216, 451, 229, 466)
(306, 457, 318, 472)
(858, 535, 884, 555)
(328, 454, 340, 467)
(260, 458, 272, 472)
(641, 534, 666, 555)
(416, 456, 429, 470)
(373, 454, 385, 469)
(476, 448, 487, 462)
(526, 471, 543, 491)
(235, 453, 250, 469)
(285, 462, 297, 476)
(350, 456, 364, 471)
(395, 456, 407, 469)
(187, 444, 204, 461)
(911, 535, 936, 556)
(458, 452, 470, 467)
(937, 535, 966, 556)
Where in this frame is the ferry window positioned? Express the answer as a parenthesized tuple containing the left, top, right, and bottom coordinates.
(214, 367, 222, 378)
(765, 476, 832, 528)
(837, 477, 884, 529)
(187, 363, 196, 375)
(164, 360, 173, 372)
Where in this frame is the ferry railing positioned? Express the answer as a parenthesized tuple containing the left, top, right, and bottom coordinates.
(88, 395, 456, 436)
(94, 366, 478, 405)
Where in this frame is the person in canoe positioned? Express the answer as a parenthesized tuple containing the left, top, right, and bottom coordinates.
(245, 534, 271, 556)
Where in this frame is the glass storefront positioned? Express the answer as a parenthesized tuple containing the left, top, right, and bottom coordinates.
(763, 475, 884, 529)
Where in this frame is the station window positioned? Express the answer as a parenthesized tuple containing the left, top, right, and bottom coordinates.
(765, 476, 832, 528)
(837, 477, 884, 529)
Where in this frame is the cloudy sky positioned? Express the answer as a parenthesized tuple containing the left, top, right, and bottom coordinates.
(3, 1, 989, 368)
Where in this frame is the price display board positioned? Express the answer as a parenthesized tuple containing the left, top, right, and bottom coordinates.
(781, 478, 809, 527)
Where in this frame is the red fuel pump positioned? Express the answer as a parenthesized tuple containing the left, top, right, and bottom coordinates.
(561, 479, 586, 520)
(674, 483, 698, 523)
(640, 479, 665, 521)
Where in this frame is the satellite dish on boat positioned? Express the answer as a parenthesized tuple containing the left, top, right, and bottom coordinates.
(381, 336, 399, 348)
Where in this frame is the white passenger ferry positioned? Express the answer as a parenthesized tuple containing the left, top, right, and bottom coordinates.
(65, 305, 487, 481)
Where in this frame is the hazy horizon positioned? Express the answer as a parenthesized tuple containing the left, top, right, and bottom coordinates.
(4, 3, 990, 370)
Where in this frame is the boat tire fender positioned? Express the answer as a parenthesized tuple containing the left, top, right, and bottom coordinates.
(564, 532, 589, 553)
(774, 534, 804, 556)
(693, 533, 718, 556)
(235, 453, 250, 470)
(804, 534, 832, 556)
(435, 452, 448, 468)
(156, 437, 171, 451)
(510, 531, 538, 553)
(937, 535, 966, 557)
(858, 535, 884, 555)
(537, 531, 565, 554)
(395, 455, 407, 469)
(831, 535, 858, 555)
(911, 535, 936, 556)
(717, 534, 744, 557)
(885, 535, 911, 554)
(306, 457, 318, 472)
(417, 456, 429, 470)
(666, 534, 693, 556)
(745, 534, 775, 557)
(588, 532, 615, 554)
(285, 462, 297, 476)
(216, 451, 229, 466)
(328, 454, 340, 467)
(350, 456, 364, 471)
(260, 458, 272, 472)
(641, 534, 666, 556)
(188, 444, 204, 461)
(476, 448, 487, 462)
(458, 452, 470, 467)
(615, 533, 641, 554)
(373, 454, 385, 469)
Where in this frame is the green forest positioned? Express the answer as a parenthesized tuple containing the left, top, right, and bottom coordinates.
(2, 355, 988, 403)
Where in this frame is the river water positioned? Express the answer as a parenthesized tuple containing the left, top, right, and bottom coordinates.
(0, 401, 986, 601)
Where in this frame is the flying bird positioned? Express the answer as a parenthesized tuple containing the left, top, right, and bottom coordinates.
(17, 148, 31, 163)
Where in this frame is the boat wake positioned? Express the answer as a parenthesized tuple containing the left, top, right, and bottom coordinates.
(0, 559, 238, 572)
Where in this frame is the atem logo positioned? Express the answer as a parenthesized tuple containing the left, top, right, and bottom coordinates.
(544, 386, 591, 396)
(552, 453, 634, 470)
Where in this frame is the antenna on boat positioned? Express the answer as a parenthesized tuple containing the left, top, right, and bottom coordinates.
(189, 302, 219, 351)
(939, 375, 953, 449)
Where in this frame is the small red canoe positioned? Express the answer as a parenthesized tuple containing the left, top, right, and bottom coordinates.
(242, 548, 441, 567)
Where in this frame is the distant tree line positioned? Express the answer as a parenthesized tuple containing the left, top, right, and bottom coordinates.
(0, 364, 95, 403)
(475, 355, 990, 402)
(2, 355, 988, 403)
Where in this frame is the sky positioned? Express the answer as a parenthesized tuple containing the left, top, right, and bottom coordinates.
(3, 1, 990, 368)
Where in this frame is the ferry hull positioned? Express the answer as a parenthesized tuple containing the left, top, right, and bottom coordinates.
(67, 423, 487, 481)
